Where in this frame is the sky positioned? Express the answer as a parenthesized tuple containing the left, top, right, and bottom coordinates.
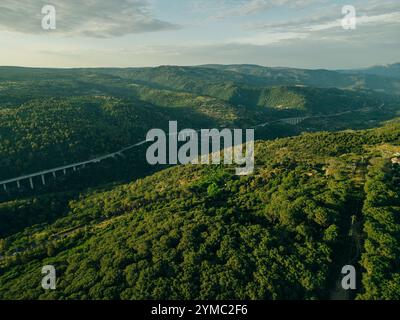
(0, 0, 399, 69)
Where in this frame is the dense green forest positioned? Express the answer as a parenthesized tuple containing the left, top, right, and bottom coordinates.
(0, 65, 400, 300)
(358, 159, 400, 299)
(0, 118, 399, 299)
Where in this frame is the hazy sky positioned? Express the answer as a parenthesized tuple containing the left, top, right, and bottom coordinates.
(0, 0, 399, 68)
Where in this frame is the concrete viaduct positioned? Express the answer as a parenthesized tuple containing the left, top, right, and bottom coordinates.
(0, 139, 149, 192)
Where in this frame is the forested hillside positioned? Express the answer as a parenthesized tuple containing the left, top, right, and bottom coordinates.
(1, 66, 399, 186)
(0, 119, 399, 300)
(358, 159, 400, 299)
(0, 65, 400, 300)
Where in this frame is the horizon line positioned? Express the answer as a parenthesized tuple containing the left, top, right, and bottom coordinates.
(0, 62, 399, 71)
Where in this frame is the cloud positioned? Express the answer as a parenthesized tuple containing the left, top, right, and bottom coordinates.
(361, 0, 400, 15)
(229, 32, 308, 46)
(234, 0, 320, 15)
(0, 0, 178, 37)
(211, 0, 323, 19)
(1, 0, 398, 68)
(226, 0, 399, 50)
(248, 0, 400, 31)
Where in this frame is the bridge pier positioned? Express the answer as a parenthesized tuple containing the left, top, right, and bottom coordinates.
(0, 144, 134, 194)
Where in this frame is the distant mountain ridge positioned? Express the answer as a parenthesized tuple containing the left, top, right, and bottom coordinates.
(338, 63, 400, 80)
(1, 63, 400, 95)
